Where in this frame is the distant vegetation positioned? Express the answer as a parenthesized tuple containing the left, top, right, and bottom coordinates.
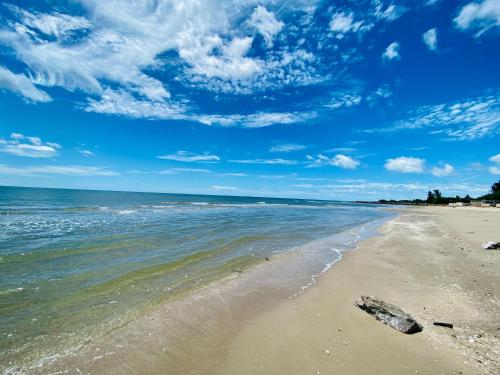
(363, 180, 500, 205)
(478, 180, 500, 201)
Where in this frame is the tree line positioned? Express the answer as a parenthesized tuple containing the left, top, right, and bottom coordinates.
(374, 180, 500, 205)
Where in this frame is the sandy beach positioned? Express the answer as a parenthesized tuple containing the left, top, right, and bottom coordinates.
(8, 205, 499, 375)
(210, 206, 500, 375)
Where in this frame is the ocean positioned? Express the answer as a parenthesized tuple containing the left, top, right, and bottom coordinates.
(0, 186, 391, 373)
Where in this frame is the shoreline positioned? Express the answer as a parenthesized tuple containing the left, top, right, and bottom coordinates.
(6, 213, 390, 374)
(5, 206, 499, 374)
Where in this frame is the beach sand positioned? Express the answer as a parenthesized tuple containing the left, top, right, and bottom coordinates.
(209, 206, 500, 375)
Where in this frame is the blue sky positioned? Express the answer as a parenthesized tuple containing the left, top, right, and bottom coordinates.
(0, 0, 499, 200)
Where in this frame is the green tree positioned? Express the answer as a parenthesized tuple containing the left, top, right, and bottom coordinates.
(427, 191, 434, 203)
(491, 180, 500, 196)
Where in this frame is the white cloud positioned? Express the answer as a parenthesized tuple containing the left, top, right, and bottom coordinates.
(375, 4, 406, 22)
(382, 42, 401, 61)
(307, 154, 360, 169)
(249, 6, 284, 47)
(489, 154, 500, 174)
(10, 133, 24, 140)
(212, 185, 238, 190)
(7, 5, 92, 39)
(422, 28, 438, 51)
(198, 111, 316, 128)
(79, 150, 94, 157)
(157, 151, 220, 163)
(86, 89, 185, 120)
(385, 157, 425, 173)
(328, 3, 405, 40)
(329, 12, 366, 36)
(489, 166, 500, 175)
(220, 172, 248, 177)
(87, 89, 314, 127)
(370, 93, 500, 139)
(160, 167, 211, 174)
(330, 154, 360, 169)
(0, 0, 327, 117)
(0, 164, 119, 176)
(327, 147, 357, 153)
(0, 66, 52, 102)
(178, 35, 262, 82)
(454, 0, 500, 37)
(489, 153, 500, 164)
(325, 93, 363, 109)
(425, 0, 441, 6)
(229, 158, 298, 165)
(269, 143, 307, 153)
(431, 163, 454, 177)
(0, 133, 61, 158)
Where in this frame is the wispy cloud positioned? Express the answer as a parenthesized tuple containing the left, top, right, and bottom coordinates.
(6, 4, 92, 39)
(160, 167, 212, 174)
(269, 143, 307, 153)
(367, 93, 500, 139)
(158, 151, 220, 163)
(219, 172, 248, 177)
(229, 158, 298, 165)
(0, 1, 327, 126)
(0, 164, 119, 176)
(258, 174, 295, 180)
(197, 112, 316, 128)
(79, 150, 95, 157)
(87, 89, 316, 127)
(249, 6, 284, 48)
(454, 0, 500, 37)
(0, 66, 51, 103)
(328, 3, 405, 39)
(329, 12, 367, 37)
(212, 185, 238, 191)
(0, 133, 61, 158)
(326, 147, 357, 154)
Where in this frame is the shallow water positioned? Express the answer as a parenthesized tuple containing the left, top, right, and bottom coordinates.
(0, 186, 390, 372)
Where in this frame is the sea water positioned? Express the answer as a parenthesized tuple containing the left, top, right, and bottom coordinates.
(0, 186, 391, 372)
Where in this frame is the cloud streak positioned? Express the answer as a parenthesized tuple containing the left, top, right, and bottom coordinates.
(0, 66, 52, 102)
(0, 164, 119, 176)
(157, 151, 220, 163)
(0, 133, 61, 158)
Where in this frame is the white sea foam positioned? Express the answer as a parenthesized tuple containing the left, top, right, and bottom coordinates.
(117, 210, 136, 215)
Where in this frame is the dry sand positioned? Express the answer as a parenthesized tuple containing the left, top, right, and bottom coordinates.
(209, 206, 500, 375)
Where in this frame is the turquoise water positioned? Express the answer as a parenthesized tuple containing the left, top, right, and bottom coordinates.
(0, 186, 389, 370)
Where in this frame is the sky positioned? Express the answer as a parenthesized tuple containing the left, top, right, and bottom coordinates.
(0, 0, 499, 200)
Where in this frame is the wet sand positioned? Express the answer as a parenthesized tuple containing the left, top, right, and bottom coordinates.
(210, 206, 500, 375)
